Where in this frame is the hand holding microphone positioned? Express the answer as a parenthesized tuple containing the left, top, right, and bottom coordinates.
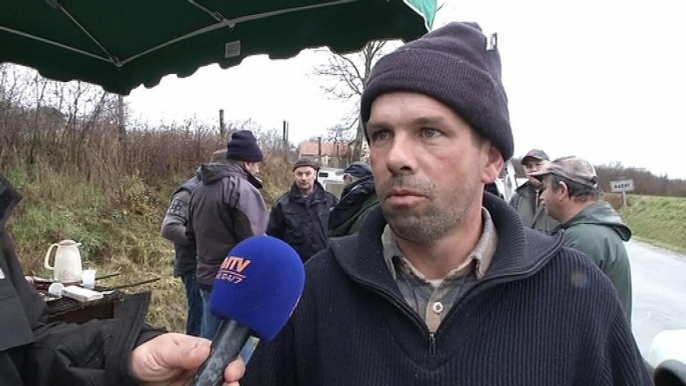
(190, 236, 306, 386)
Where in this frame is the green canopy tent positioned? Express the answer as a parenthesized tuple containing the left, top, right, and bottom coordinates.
(1, 0, 436, 95)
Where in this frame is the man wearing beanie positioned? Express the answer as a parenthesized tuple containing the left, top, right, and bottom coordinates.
(342, 161, 373, 188)
(267, 158, 338, 262)
(187, 130, 268, 350)
(241, 23, 649, 386)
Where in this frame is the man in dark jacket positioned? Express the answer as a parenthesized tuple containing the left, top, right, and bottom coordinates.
(0, 174, 245, 385)
(160, 149, 226, 336)
(187, 130, 268, 341)
(267, 158, 338, 262)
(241, 22, 649, 386)
(328, 161, 379, 236)
(509, 149, 559, 234)
(534, 156, 633, 321)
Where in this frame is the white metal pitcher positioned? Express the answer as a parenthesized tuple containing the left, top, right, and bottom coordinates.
(44, 240, 83, 283)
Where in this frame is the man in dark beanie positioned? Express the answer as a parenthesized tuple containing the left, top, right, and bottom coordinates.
(241, 22, 649, 386)
(342, 161, 373, 187)
(267, 158, 337, 262)
(186, 130, 268, 355)
(328, 161, 379, 237)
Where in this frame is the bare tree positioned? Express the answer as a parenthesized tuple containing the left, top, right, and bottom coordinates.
(325, 124, 352, 167)
(313, 41, 397, 161)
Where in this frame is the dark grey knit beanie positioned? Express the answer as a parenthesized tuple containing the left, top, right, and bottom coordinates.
(226, 130, 263, 162)
(360, 22, 513, 160)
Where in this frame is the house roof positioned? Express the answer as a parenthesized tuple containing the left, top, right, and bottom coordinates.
(299, 141, 350, 157)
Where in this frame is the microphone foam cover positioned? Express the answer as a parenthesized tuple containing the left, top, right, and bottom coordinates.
(210, 236, 305, 341)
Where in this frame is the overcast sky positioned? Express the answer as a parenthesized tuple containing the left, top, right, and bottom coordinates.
(126, 0, 685, 179)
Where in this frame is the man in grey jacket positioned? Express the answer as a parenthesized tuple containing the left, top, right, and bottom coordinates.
(160, 149, 226, 336)
(187, 130, 268, 344)
(509, 149, 559, 234)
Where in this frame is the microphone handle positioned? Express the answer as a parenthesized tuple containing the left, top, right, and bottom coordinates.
(190, 319, 251, 386)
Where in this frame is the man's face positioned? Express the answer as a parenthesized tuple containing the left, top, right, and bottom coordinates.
(294, 166, 317, 192)
(540, 175, 564, 221)
(343, 174, 355, 187)
(244, 162, 260, 176)
(524, 159, 547, 188)
(367, 92, 503, 244)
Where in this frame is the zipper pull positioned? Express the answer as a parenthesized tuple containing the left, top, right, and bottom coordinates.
(428, 333, 437, 357)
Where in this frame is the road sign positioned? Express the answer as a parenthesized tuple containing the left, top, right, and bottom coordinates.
(610, 179, 634, 193)
(610, 179, 634, 208)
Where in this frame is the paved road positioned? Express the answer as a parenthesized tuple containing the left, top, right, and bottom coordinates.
(629, 240, 686, 356)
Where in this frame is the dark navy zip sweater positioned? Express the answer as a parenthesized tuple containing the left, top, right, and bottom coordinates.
(244, 193, 650, 386)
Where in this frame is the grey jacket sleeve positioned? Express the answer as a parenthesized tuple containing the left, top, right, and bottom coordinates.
(226, 179, 269, 241)
(160, 190, 192, 244)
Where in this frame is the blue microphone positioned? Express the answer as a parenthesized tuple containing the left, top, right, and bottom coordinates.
(191, 236, 305, 386)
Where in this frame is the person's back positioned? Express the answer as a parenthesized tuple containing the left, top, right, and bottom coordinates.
(186, 130, 268, 343)
(188, 162, 267, 290)
(560, 200, 633, 319)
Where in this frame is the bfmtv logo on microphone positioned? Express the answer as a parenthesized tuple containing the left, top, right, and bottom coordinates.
(216, 256, 251, 283)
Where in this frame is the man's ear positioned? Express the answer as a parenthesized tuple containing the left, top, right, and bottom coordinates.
(481, 143, 504, 184)
(557, 180, 570, 199)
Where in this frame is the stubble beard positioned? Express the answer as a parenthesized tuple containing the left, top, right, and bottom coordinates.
(379, 176, 471, 245)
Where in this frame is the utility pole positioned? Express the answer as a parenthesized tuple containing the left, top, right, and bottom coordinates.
(282, 120, 289, 162)
(117, 95, 126, 142)
(219, 109, 226, 140)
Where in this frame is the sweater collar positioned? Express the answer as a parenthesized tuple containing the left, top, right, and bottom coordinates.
(331, 193, 564, 296)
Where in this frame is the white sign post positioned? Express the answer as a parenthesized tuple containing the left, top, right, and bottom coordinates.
(610, 179, 634, 208)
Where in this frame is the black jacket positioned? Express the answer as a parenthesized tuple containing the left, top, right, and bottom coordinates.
(267, 182, 338, 262)
(244, 193, 649, 386)
(0, 175, 163, 385)
(187, 162, 268, 289)
(161, 175, 200, 277)
(328, 176, 378, 237)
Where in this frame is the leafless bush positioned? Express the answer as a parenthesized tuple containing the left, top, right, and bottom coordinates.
(510, 157, 686, 197)
(0, 65, 292, 196)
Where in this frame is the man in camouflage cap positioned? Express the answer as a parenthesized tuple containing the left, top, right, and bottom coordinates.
(533, 156, 633, 322)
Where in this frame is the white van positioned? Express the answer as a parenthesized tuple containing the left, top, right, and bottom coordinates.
(318, 167, 346, 198)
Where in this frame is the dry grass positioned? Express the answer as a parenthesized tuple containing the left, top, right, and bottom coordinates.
(6, 148, 292, 331)
(1, 70, 301, 330)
